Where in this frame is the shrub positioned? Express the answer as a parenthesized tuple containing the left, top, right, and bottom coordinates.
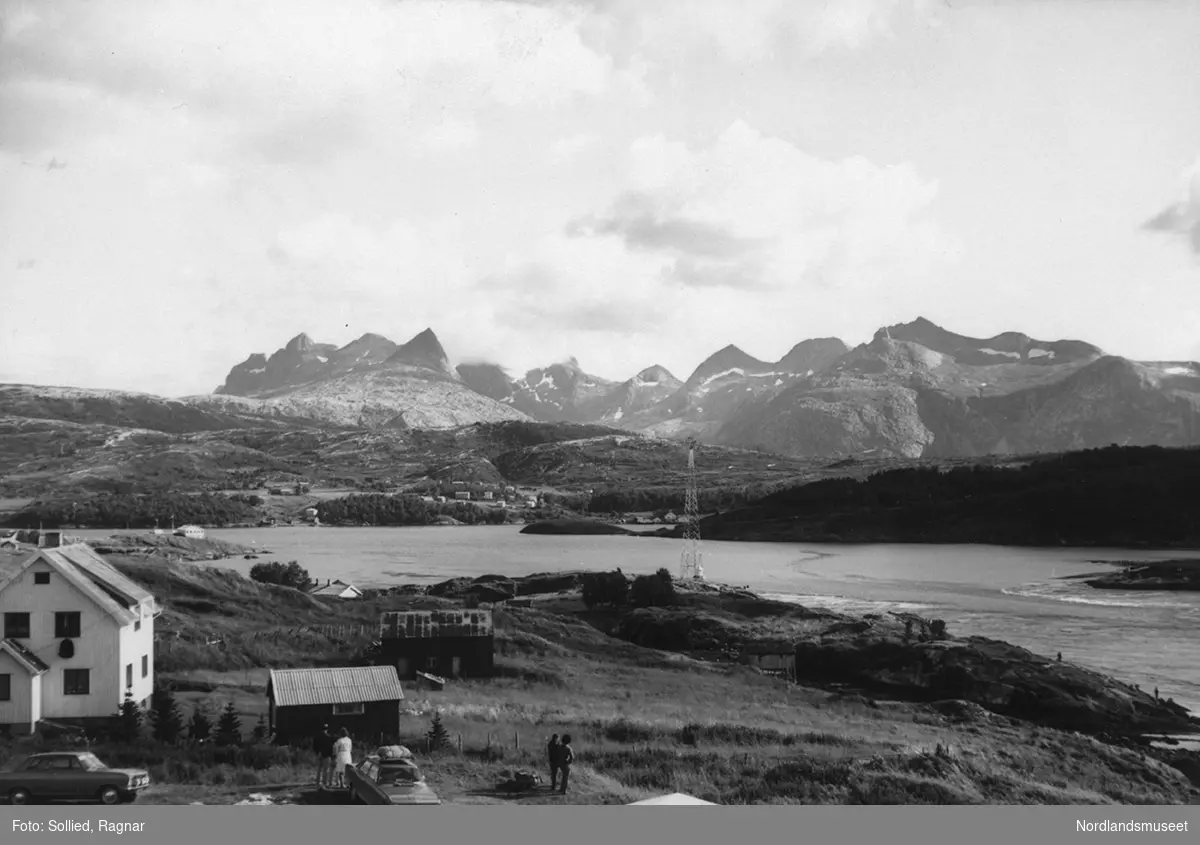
(581, 569, 629, 609)
(150, 685, 184, 745)
(249, 560, 313, 591)
(215, 702, 242, 747)
(187, 705, 212, 743)
(630, 570, 676, 608)
(116, 690, 143, 744)
(426, 712, 451, 751)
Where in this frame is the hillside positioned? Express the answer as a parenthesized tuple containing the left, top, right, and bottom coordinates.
(685, 444, 1200, 548)
(5, 544, 1193, 806)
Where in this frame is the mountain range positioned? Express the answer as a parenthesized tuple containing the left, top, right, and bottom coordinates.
(2, 319, 1198, 482)
(189, 318, 1200, 457)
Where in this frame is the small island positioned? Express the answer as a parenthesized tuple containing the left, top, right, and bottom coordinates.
(520, 518, 634, 536)
(1084, 559, 1200, 592)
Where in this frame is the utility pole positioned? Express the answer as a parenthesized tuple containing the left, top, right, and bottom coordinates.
(680, 438, 704, 581)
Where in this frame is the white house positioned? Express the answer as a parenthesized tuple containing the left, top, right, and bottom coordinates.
(309, 580, 364, 600)
(174, 525, 205, 539)
(0, 532, 159, 734)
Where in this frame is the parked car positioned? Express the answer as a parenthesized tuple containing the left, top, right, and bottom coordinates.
(0, 751, 150, 805)
(346, 754, 440, 805)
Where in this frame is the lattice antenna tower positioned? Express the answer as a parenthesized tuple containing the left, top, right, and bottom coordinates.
(680, 437, 705, 581)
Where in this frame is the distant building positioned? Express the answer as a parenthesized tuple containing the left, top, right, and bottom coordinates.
(174, 525, 205, 540)
(454, 491, 471, 501)
(435, 496, 447, 504)
(525, 498, 538, 508)
(420, 496, 435, 503)
(740, 640, 796, 683)
(267, 666, 404, 745)
(0, 534, 18, 550)
(663, 512, 679, 523)
(379, 610, 494, 680)
(0, 533, 159, 733)
(451, 481, 466, 488)
(482, 491, 494, 501)
(309, 579, 363, 600)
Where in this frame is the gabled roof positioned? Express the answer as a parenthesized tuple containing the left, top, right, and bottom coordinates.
(0, 544, 158, 626)
(310, 581, 363, 597)
(268, 666, 404, 707)
(0, 638, 50, 675)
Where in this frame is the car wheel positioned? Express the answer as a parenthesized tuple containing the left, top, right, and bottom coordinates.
(9, 788, 32, 806)
(98, 786, 121, 806)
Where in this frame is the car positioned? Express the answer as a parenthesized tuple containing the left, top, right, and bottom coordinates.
(346, 753, 441, 805)
(0, 751, 150, 806)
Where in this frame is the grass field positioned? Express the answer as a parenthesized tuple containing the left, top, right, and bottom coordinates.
(1, 547, 1197, 806)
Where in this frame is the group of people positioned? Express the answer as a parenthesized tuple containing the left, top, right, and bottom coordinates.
(313, 725, 355, 789)
(545, 734, 575, 795)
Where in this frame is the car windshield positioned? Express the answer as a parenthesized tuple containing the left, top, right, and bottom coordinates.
(377, 763, 422, 785)
(76, 753, 107, 771)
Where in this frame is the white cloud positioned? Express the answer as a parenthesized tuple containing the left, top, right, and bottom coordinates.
(419, 116, 480, 152)
(617, 0, 931, 64)
(1144, 155, 1200, 256)
(574, 120, 955, 292)
(549, 133, 600, 163)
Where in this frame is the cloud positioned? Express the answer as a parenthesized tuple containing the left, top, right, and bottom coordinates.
(549, 132, 599, 163)
(1143, 156, 1200, 256)
(561, 120, 951, 291)
(613, 0, 933, 65)
(418, 115, 480, 152)
(0, 0, 643, 161)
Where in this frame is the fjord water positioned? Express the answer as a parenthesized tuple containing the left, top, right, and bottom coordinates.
(78, 526, 1200, 717)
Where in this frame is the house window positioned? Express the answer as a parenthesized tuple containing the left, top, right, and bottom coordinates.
(64, 668, 90, 695)
(142, 655, 149, 678)
(126, 663, 133, 688)
(3, 612, 30, 639)
(55, 611, 82, 639)
(134, 619, 141, 631)
(0, 674, 10, 701)
(332, 702, 365, 715)
(34, 572, 50, 585)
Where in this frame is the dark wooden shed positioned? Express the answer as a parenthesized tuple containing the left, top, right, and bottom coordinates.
(379, 610, 495, 680)
(267, 666, 405, 746)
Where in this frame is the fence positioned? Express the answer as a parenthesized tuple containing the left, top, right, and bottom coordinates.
(155, 624, 379, 653)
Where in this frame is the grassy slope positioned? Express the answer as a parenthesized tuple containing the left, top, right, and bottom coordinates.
(2, 548, 1193, 806)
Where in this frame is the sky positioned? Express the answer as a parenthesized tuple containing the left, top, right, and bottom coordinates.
(1, 0, 1199, 397)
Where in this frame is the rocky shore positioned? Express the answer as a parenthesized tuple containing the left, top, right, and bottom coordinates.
(1083, 559, 1200, 592)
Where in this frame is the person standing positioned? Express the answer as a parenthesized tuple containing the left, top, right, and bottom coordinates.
(332, 727, 354, 789)
(546, 734, 560, 791)
(314, 724, 334, 787)
(557, 735, 574, 795)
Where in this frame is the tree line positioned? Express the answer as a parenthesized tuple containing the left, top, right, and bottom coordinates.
(704, 445, 1200, 546)
(5, 492, 259, 529)
(315, 493, 510, 526)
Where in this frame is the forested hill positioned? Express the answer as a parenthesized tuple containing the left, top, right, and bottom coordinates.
(695, 445, 1200, 548)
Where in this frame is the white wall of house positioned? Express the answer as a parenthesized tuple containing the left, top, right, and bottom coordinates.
(1, 557, 153, 719)
(118, 605, 155, 708)
(0, 651, 41, 733)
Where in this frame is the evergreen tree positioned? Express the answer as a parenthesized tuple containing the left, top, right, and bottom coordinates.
(426, 711, 450, 751)
(188, 705, 212, 744)
(149, 685, 185, 745)
(116, 690, 143, 744)
(215, 701, 243, 747)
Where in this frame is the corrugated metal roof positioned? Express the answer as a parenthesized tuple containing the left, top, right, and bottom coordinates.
(0, 638, 50, 675)
(380, 609, 493, 640)
(268, 666, 404, 707)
